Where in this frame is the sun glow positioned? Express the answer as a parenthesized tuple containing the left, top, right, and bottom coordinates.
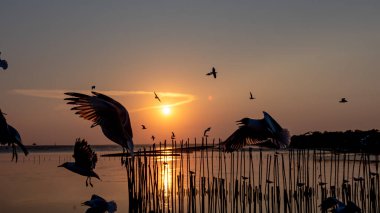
(162, 105, 171, 115)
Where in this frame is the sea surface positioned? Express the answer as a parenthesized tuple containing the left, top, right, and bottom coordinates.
(0, 145, 379, 212)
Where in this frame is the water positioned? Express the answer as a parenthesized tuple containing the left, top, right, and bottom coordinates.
(0, 145, 379, 212)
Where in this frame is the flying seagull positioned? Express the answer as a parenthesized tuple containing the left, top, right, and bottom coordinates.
(339, 98, 348, 103)
(64, 91, 134, 156)
(154, 92, 161, 102)
(221, 111, 290, 152)
(0, 52, 8, 70)
(58, 138, 100, 187)
(141, 125, 147, 130)
(82, 194, 117, 213)
(206, 67, 217, 78)
(0, 109, 28, 161)
(203, 127, 211, 137)
(249, 92, 255, 100)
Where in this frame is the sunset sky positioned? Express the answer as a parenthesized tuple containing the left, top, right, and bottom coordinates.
(1, 1, 380, 145)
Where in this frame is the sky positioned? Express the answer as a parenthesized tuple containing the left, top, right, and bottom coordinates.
(1, 0, 380, 145)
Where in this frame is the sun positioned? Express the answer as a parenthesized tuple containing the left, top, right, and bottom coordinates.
(162, 105, 171, 115)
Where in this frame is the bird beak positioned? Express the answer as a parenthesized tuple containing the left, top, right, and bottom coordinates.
(236, 119, 243, 124)
(57, 164, 64, 167)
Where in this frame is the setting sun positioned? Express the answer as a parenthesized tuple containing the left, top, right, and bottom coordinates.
(162, 105, 171, 115)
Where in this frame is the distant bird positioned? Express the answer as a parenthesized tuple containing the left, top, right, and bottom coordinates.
(249, 92, 255, 100)
(151, 135, 155, 141)
(206, 67, 217, 78)
(141, 125, 147, 130)
(241, 176, 249, 180)
(154, 92, 161, 102)
(339, 98, 348, 103)
(65, 92, 134, 156)
(83, 194, 117, 213)
(0, 52, 8, 70)
(91, 86, 96, 90)
(58, 138, 100, 187)
(203, 127, 211, 137)
(189, 170, 195, 175)
(0, 109, 28, 161)
(171, 132, 175, 140)
(221, 111, 290, 152)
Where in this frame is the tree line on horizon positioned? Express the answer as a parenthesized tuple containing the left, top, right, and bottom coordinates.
(289, 129, 380, 152)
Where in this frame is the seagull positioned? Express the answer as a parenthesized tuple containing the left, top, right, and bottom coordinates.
(249, 92, 255, 100)
(206, 67, 217, 78)
(141, 125, 147, 130)
(151, 135, 155, 141)
(171, 132, 175, 140)
(203, 127, 211, 137)
(58, 138, 100, 187)
(154, 92, 161, 102)
(320, 197, 361, 213)
(82, 194, 117, 213)
(65, 92, 134, 156)
(91, 86, 96, 90)
(0, 109, 28, 161)
(221, 111, 290, 152)
(0, 52, 8, 70)
(339, 98, 348, 103)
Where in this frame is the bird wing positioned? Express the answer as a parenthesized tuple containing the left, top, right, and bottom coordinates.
(262, 112, 290, 148)
(90, 194, 106, 203)
(0, 60, 8, 70)
(73, 138, 97, 170)
(0, 110, 8, 135)
(222, 126, 263, 152)
(263, 111, 283, 134)
(65, 92, 133, 138)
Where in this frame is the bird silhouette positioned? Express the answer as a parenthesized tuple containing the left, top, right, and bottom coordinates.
(0, 109, 28, 161)
(151, 135, 155, 141)
(249, 92, 255, 100)
(206, 67, 217, 78)
(65, 91, 134, 156)
(339, 98, 348, 103)
(91, 86, 96, 90)
(221, 111, 290, 152)
(58, 138, 100, 187)
(141, 125, 147, 130)
(154, 92, 161, 102)
(0, 52, 8, 70)
(320, 197, 361, 213)
(82, 194, 117, 213)
(203, 127, 211, 137)
(171, 132, 175, 140)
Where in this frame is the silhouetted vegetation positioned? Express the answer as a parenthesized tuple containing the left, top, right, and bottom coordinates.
(290, 129, 380, 152)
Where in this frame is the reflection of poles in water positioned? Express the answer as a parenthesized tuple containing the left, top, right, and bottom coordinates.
(120, 140, 379, 212)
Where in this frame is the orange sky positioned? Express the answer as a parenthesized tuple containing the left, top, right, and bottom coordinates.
(1, 1, 380, 145)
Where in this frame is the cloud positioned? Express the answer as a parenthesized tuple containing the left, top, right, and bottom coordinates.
(12, 89, 196, 112)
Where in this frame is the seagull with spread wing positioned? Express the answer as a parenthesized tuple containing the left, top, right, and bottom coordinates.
(203, 127, 211, 137)
(83, 194, 117, 213)
(58, 138, 100, 187)
(154, 92, 161, 102)
(249, 92, 255, 100)
(0, 109, 28, 161)
(64, 91, 134, 156)
(222, 111, 290, 152)
(206, 67, 217, 78)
